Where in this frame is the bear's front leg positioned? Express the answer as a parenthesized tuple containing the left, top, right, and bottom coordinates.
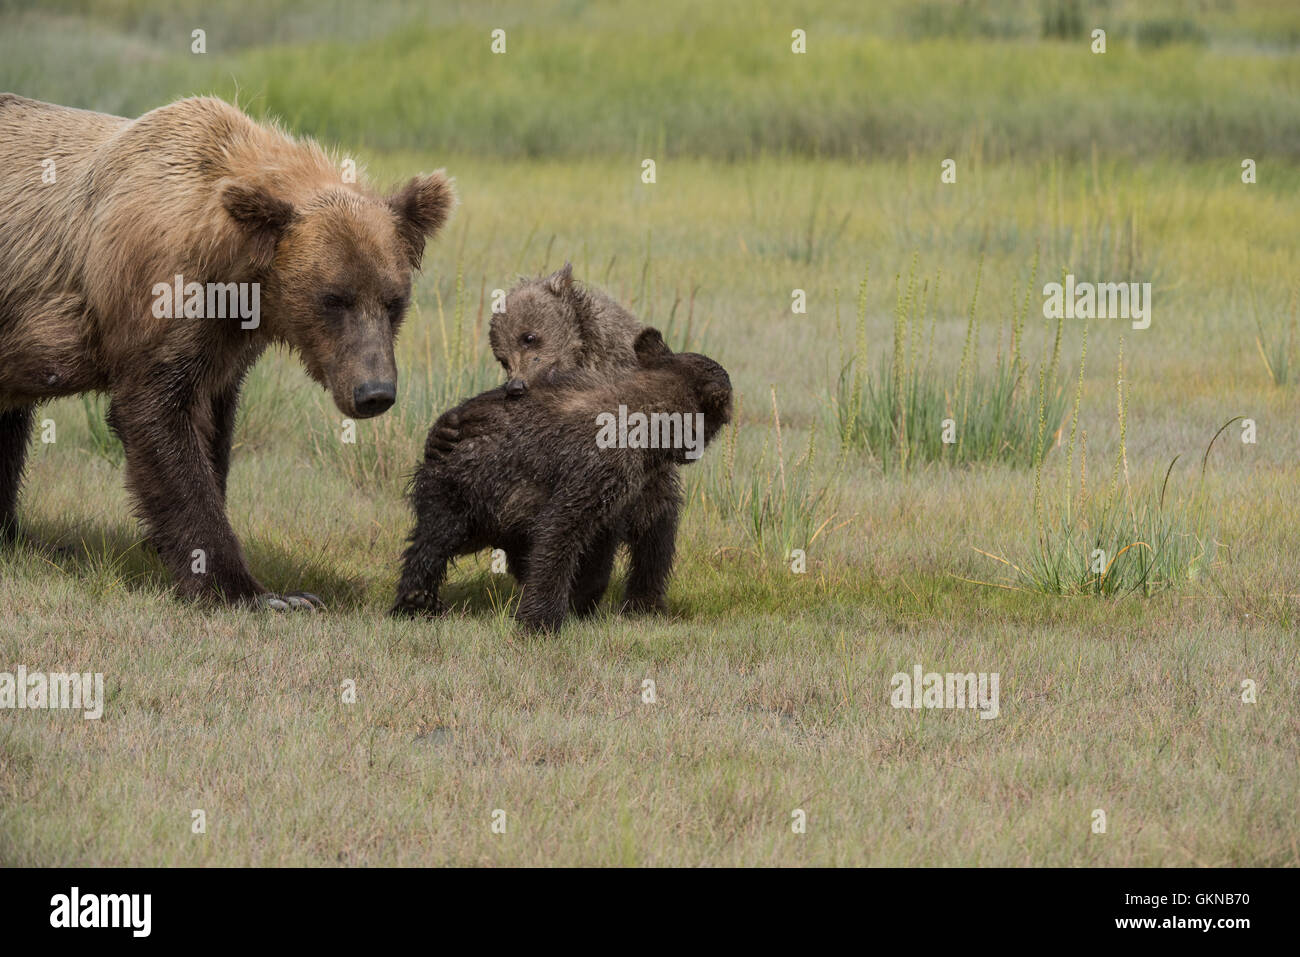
(0, 405, 35, 545)
(109, 383, 313, 609)
(208, 381, 241, 504)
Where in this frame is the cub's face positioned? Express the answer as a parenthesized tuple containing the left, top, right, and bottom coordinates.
(222, 173, 454, 418)
(490, 278, 585, 396)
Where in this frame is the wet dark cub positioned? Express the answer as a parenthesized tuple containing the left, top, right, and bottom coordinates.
(393, 328, 731, 634)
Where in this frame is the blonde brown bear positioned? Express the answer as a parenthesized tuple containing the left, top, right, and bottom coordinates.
(0, 94, 455, 608)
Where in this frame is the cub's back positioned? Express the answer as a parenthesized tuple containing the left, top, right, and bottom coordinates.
(428, 375, 664, 512)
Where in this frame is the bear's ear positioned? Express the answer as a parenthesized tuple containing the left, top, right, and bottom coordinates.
(634, 327, 673, 363)
(222, 183, 295, 271)
(545, 262, 574, 297)
(388, 171, 456, 268)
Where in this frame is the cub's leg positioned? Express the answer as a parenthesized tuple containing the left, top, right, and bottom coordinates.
(516, 501, 600, 634)
(0, 405, 35, 545)
(391, 494, 468, 619)
(505, 549, 529, 583)
(623, 470, 682, 615)
(570, 528, 619, 617)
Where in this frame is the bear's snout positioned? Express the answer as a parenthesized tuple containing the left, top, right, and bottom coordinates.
(505, 378, 527, 398)
(353, 380, 397, 418)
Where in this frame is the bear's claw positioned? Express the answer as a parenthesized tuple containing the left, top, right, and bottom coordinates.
(258, 591, 325, 613)
(285, 591, 326, 611)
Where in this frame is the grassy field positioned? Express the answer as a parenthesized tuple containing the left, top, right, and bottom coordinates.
(1, 1, 1298, 866)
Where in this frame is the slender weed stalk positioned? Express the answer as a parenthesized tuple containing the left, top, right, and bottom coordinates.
(1246, 243, 1296, 387)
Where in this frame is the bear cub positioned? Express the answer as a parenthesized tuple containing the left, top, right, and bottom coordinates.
(427, 263, 642, 453)
(491, 262, 643, 395)
(393, 328, 732, 633)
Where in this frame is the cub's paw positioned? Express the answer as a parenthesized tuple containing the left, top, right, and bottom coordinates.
(426, 403, 501, 459)
(426, 412, 462, 457)
(514, 611, 564, 636)
(259, 591, 326, 613)
(621, 596, 669, 617)
(389, 590, 445, 619)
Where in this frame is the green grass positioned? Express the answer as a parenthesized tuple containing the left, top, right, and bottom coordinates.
(1, 0, 1298, 866)
(4, 1, 1300, 160)
(78, 394, 125, 469)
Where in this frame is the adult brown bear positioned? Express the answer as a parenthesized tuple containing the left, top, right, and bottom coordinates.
(0, 94, 455, 609)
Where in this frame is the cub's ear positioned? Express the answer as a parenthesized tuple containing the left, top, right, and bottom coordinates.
(546, 262, 574, 297)
(700, 379, 734, 421)
(221, 183, 295, 271)
(634, 327, 673, 362)
(388, 171, 456, 268)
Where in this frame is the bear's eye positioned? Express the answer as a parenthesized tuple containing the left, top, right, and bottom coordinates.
(321, 292, 355, 312)
(520, 332, 538, 346)
(385, 297, 408, 322)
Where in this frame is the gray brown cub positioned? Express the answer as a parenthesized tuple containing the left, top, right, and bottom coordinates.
(491, 262, 642, 395)
(428, 262, 641, 452)
(392, 328, 732, 633)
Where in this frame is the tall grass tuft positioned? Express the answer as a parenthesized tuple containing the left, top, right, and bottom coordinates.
(835, 256, 1068, 472)
(696, 387, 841, 563)
(629, 233, 712, 354)
(979, 338, 1226, 596)
(1247, 249, 1296, 387)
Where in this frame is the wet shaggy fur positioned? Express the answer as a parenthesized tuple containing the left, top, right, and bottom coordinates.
(393, 329, 732, 633)
(489, 262, 643, 393)
(0, 94, 455, 605)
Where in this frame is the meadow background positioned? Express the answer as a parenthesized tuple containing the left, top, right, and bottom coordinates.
(1, 0, 1297, 865)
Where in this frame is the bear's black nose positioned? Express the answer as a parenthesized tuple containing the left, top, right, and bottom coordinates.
(505, 378, 527, 397)
(354, 381, 396, 417)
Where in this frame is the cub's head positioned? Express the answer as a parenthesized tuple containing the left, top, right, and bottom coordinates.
(222, 171, 455, 418)
(633, 328, 733, 448)
(490, 263, 598, 397)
